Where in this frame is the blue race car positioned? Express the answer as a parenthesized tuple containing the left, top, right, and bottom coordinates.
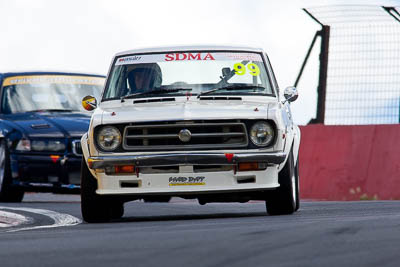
(0, 71, 105, 202)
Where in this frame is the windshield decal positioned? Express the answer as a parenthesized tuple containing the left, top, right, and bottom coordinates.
(234, 63, 261, 76)
(116, 54, 166, 65)
(165, 53, 215, 61)
(3, 75, 105, 86)
(115, 52, 263, 66)
(217, 53, 263, 62)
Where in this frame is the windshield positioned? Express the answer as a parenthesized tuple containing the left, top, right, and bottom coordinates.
(103, 51, 274, 100)
(1, 75, 104, 114)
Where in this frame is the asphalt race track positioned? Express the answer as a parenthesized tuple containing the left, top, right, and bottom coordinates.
(0, 194, 399, 267)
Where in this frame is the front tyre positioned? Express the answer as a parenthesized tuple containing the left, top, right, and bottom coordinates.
(80, 159, 124, 223)
(0, 140, 24, 202)
(266, 150, 299, 215)
(294, 155, 300, 211)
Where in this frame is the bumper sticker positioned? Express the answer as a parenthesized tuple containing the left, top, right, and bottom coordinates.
(168, 176, 205, 186)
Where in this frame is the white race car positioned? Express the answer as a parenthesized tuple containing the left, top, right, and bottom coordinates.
(80, 45, 301, 222)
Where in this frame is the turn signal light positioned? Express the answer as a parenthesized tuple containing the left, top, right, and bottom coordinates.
(50, 155, 60, 163)
(238, 162, 259, 171)
(115, 165, 135, 174)
(87, 158, 95, 168)
(237, 162, 267, 172)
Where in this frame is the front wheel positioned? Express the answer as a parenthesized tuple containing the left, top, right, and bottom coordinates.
(0, 140, 24, 202)
(80, 159, 124, 223)
(266, 150, 299, 215)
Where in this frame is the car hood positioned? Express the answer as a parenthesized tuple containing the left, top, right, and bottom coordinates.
(3, 112, 91, 138)
(100, 98, 275, 124)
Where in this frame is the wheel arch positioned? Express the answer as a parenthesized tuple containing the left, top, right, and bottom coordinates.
(292, 125, 301, 167)
(278, 125, 300, 172)
(80, 132, 98, 178)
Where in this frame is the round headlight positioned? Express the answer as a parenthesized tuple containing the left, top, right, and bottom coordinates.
(97, 126, 121, 151)
(249, 121, 275, 147)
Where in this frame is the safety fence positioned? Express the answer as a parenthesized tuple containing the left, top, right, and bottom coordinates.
(303, 5, 400, 125)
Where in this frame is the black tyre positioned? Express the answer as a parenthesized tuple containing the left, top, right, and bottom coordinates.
(294, 155, 300, 211)
(0, 140, 24, 202)
(80, 159, 124, 223)
(266, 150, 298, 215)
(110, 202, 125, 219)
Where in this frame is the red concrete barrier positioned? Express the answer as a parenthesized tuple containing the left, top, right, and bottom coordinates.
(299, 124, 400, 200)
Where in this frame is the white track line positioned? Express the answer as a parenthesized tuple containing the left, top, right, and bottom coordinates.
(0, 210, 31, 227)
(0, 207, 82, 232)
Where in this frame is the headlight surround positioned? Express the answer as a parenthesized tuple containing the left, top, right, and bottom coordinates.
(249, 121, 275, 147)
(96, 126, 121, 151)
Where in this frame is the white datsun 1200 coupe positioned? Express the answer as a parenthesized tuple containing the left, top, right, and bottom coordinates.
(80, 45, 301, 222)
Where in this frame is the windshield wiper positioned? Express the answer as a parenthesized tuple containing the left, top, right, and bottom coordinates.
(28, 109, 73, 112)
(121, 88, 192, 102)
(197, 85, 265, 98)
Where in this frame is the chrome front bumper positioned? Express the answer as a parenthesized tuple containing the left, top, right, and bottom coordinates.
(88, 151, 286, 169)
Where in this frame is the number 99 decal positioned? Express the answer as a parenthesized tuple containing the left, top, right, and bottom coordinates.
(233, 63, 260, 76)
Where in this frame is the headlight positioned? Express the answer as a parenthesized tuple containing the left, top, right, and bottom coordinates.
(31, 140, 66, 152)
(47, 140, 66, 151)
(97, 126, 121, 151)
(249, 121, 275, 147)
(16, 139, 31, 151)
(31, 140, 46, 151)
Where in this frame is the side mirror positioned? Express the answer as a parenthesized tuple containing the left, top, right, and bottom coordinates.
(82, 95, 97, 111)
(283, 86, 298, 103)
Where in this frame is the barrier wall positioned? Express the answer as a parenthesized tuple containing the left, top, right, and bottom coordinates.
(299, 124, 400, 200)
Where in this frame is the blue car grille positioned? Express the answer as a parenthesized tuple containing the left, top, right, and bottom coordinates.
(71, 140, 82, 156)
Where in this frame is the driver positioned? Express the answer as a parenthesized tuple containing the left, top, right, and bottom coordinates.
(127, 64, 162, 94)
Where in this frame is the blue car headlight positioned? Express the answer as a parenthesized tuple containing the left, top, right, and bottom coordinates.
(30, 140, 66, 152)
(16, 139, 31, 151)
(31, 140, 46, 151)
(47, 140, 66, 151)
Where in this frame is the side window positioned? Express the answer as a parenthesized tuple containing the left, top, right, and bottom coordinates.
(265, 54, 279, 95)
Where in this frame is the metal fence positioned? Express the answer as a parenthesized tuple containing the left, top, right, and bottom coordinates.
(304, 5, 400, 125)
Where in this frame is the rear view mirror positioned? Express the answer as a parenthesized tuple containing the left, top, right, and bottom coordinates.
(82, 95, 97, 111)
(222, 67, 231, 78)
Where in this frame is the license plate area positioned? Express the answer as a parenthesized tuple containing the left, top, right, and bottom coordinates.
(168, 176, 206, 186)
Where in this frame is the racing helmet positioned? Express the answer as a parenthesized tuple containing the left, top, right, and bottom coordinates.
(127, 63, 162, 93)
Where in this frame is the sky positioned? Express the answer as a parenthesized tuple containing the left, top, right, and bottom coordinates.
(1, 0, 399, 124)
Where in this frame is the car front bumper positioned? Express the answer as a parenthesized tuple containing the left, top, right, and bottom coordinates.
(87, 151, 286, 196)
(88, 151, 286, 169)
(10, 153, 82, 191)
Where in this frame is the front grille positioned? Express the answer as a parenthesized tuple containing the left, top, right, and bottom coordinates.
(122, 121, 248, 151)
(71, 140, 83, 156)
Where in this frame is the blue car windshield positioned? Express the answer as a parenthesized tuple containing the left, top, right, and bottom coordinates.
(1, 75, 104, 114)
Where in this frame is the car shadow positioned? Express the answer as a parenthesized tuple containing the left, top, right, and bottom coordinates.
(114, 212, 268, 223)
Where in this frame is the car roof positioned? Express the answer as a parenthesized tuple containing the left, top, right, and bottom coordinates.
(116, 45, 265, 57)
(0, 71, 105, 78)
